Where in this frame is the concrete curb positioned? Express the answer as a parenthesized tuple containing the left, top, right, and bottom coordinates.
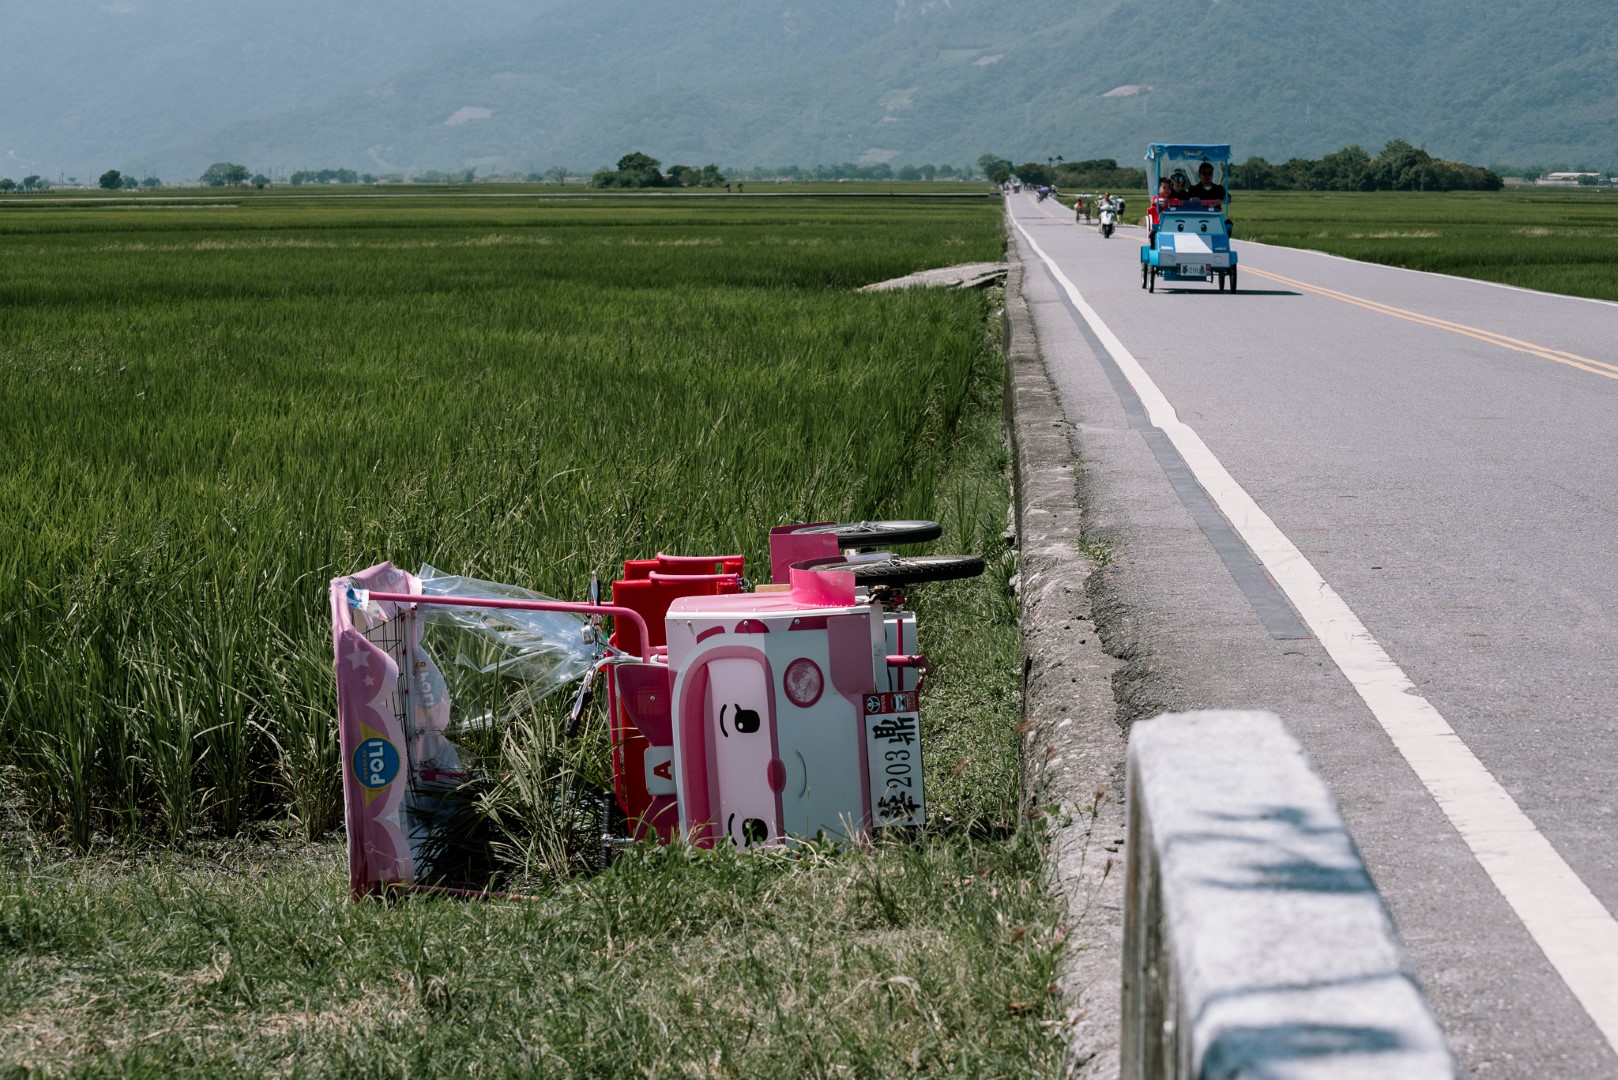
(1124, 711, 1456, 1079)
(1001, 245, 1130, 1075)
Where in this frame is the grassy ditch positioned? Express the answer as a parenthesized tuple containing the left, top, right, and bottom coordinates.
(1230, 188, 1618, 301)
(1, 193, 1070, 1073)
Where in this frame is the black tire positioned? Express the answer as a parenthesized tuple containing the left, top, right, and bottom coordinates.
(1148, 267, 1156, 294)
(1230, 266, 1238, 293)
(802, 554, 985, 586)
(1141, 262, 1149, 289)
(787, 519, 943, 549)
(1217, 271, 1226, 292)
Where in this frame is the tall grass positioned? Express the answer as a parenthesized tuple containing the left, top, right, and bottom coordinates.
(0, 194, 1003, 845)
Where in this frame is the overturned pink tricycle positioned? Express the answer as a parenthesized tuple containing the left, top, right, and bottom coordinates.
(331, 521, 981, 898)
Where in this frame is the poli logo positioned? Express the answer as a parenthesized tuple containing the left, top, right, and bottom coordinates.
(352, 737, 401, 790)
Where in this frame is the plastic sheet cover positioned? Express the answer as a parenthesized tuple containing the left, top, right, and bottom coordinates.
(333, 563, 600, 896)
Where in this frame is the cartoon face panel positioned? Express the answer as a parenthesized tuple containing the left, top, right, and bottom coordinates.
(705, 656, 782, 848)
(773, 620, 870, 841)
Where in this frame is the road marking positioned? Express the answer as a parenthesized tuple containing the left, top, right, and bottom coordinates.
(1012, 210, 1618, 1052)
(1246, 266, 1618, 380)
(1239, 237, 1618, 311)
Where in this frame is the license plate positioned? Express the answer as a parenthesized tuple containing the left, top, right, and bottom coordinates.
(863, 695, 925, 828)
(1182, 264, 1205, 276)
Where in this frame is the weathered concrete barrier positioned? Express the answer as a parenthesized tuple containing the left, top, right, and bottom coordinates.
(1123, 711, 1455, 1079)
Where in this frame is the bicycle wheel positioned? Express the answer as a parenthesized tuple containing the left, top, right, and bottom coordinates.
(802, 554, 985, 586)
(788, 520, 943, 549)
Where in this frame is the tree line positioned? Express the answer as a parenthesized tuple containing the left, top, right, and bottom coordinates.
(1229, 141, 1502, 191)
(978, 154, 1147, 190)
(590, 153, 726, 189)
(977, 142, 1503, 193)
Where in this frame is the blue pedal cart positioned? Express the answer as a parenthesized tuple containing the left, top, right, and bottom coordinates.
(1141, 144, 1237, 293)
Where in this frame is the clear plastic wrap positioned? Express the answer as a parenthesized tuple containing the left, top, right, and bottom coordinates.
(418, 564, 597, 730)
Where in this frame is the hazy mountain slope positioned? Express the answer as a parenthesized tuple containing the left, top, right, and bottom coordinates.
(0, 0, 559, 180)
(8, 0, 1614, 180)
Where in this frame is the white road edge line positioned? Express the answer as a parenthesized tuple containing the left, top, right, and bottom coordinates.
(1012, 212, 1618, 1051)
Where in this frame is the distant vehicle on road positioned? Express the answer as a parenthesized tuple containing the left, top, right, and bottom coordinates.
(1140, 144, 1238, 293)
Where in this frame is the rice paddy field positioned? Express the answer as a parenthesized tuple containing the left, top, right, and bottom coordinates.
(0, 191, 1076, 1075)
(1230, 187, 1618, 302)
(1054, 185, 1618, 302)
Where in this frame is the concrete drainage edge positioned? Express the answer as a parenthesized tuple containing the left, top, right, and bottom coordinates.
(1001, 251, 1130, 1077)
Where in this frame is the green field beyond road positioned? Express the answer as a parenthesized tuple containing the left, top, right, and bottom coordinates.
(1228, 188, 1618, 302)
(1053, 186, 1618, 303)
(0, 192, 1071, 1075)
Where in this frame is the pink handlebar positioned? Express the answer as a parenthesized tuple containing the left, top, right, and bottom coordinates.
(363, 591, 651, 662)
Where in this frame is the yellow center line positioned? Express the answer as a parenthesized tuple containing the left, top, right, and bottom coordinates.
(1245, 266, 1618, 381)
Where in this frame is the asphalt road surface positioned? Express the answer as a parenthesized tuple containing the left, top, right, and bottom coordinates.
(1008, 192, 1618, 1077)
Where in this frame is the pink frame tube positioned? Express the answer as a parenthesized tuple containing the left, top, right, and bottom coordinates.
(654, 552, 743, 568)
(646, 571, 740, 584)
(363, 591, 652, 663)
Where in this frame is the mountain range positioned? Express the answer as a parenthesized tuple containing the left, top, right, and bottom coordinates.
(4, 0, 1614, 182)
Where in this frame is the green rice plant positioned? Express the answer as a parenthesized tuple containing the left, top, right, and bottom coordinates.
(0, 193, 1006, 843)
(1233, 188, 1618, 300)
(260, 621, 343, 839)
(120, 629, 202, 844)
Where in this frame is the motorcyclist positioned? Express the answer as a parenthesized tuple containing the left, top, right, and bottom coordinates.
(1097, 193, 1118, 237)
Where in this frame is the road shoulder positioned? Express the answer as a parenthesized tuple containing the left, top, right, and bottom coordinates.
(1002, 252, 1128, 1076)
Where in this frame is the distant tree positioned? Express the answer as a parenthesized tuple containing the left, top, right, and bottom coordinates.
(0, 179, 14, 191)
(291, 168, 361, 186)
(977, 153, 1013, 184)
(667, 164, 698, 187)
(22, 175, 44, 191)
(896, 164, 922, 181)
(697, 163, 725, 187)
(1310, 145, 1372, 191)
(544, 165, 570, 185)
(936, 164, 956, 179)
(1230, 156, 1276, 190)
(1014, 162, 1053, 186)
(591, 152, 669, 189)
(615, 152, 663, 186)
(251, 174, 270, 189)
(98, 169, 123, 190)
(120, 175, 139, 189)
(201, 162, 250, 187)
(1056, 158, 1145, 189)
(140, 176, 162, 189)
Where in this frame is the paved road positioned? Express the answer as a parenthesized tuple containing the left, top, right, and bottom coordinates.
(1008, 192, 1618, 1077)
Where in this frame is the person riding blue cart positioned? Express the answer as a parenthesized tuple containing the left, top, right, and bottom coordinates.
(1141, 144, 1237, 293)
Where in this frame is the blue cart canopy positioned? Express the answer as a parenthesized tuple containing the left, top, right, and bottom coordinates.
(1145, 144, 1232, 197)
